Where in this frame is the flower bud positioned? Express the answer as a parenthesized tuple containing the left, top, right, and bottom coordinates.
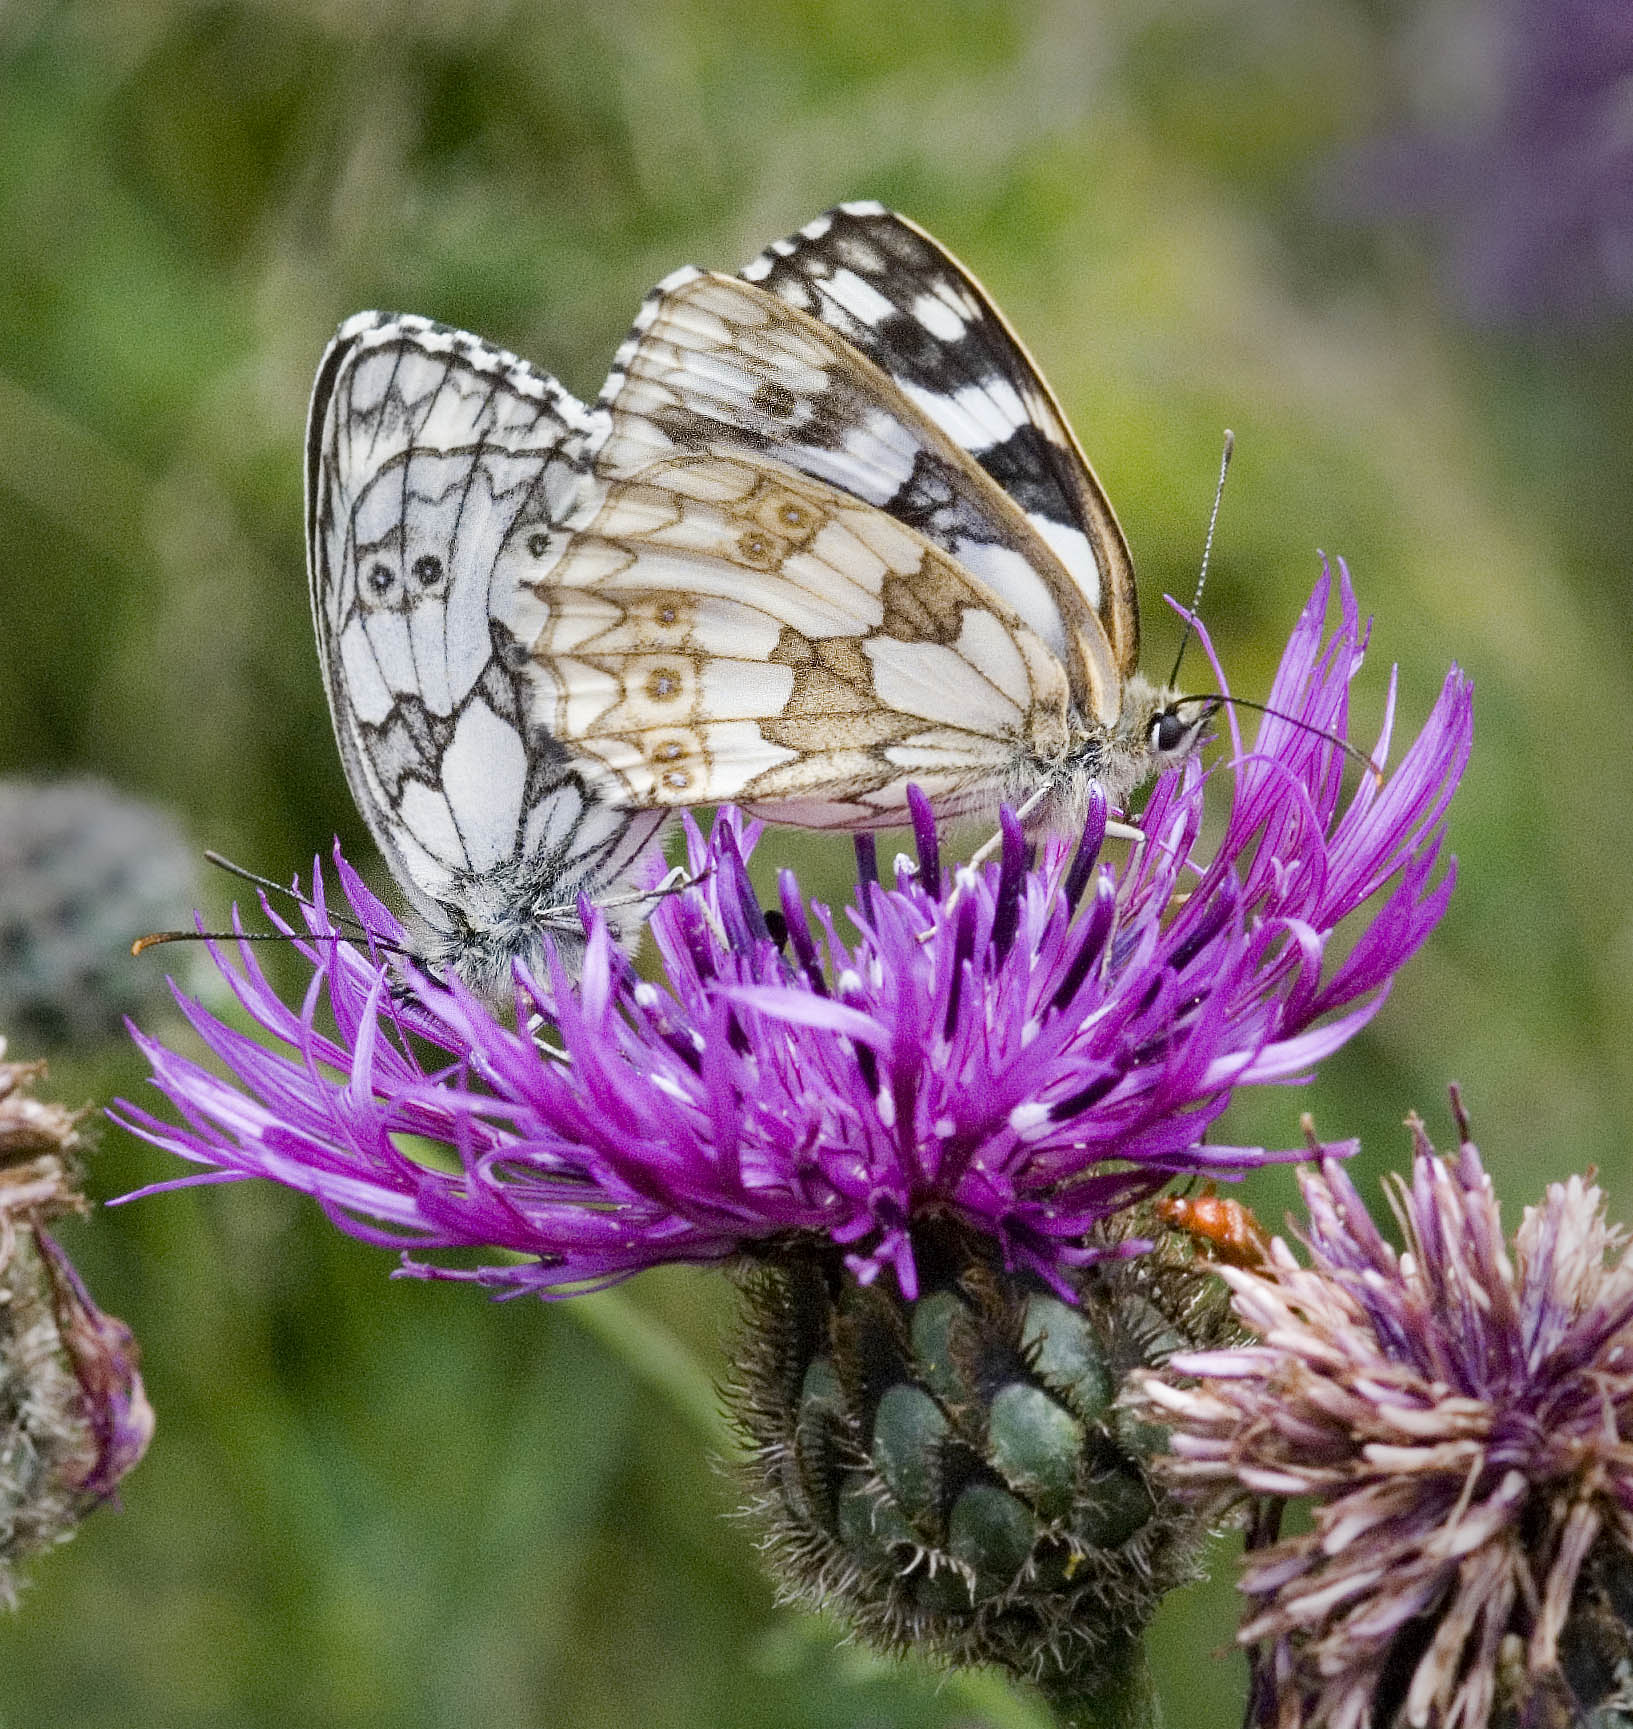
(729, 1216, 1236, 1714)
(0, 778, 195, 1048)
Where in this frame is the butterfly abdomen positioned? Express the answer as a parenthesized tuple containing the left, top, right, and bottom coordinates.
(421, 792, 669, 1004)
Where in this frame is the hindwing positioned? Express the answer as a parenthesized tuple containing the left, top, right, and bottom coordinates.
(305, 312, 667, 985)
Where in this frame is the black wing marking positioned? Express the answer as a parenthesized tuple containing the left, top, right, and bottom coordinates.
(305, 313, 666, 986)
(592, 268, 1124, 727)
(740, 201, 1139, 677)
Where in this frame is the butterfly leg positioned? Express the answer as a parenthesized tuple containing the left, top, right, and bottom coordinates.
(1107, 817, 1148, 892)
(962, 784, 1054, 874)
(926, 787, 1151, 931)
(589, 863, 704, 915)
(525, 1016, 572, 1062)
(961, 805, 1146, 881)
(652, 863, 697, 896)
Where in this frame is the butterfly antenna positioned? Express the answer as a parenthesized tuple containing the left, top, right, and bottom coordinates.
(203, 850, 372, 935)
(1174, 691, 1384, 787)
(131, 926, 412, 958)
(1168, 429, 1234, 690)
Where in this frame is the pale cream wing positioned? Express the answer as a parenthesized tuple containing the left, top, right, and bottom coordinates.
(506, 450, 1074, 829)
(306, 312, 669, 949)
(594, 266, 1126, 730)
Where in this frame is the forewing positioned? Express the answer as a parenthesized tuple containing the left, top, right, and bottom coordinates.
(305, 313, 662, 927)
(508, 447, 1074, 830)
(596, 266, 1124, 727)
(742, 201, 1140, 679)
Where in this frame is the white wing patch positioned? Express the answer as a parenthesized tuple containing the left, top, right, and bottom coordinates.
(306, 312, 669, 1000)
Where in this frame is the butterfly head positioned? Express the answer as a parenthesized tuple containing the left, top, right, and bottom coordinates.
(418, 872, 652, 1011)
(1098, 673, 1216, 805)
(1024, 677, 1212, 840)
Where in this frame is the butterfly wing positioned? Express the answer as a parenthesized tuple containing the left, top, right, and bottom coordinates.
(305, 313, 666, 957)
(741, 202, 1140, 680)
(510, 445, 1074, 829)
(593, 266, 1123, 730)
(312, 210, 1148, 877)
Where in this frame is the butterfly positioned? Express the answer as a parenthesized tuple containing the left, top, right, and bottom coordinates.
(305, 201, 1208, 1002)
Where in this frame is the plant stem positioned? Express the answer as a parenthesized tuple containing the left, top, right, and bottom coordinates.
(1041, 1638, 1162, 1729)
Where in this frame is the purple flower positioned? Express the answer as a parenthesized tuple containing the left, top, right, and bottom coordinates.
(115, 566, 1471, 1300)
(1132, 1105, 1633, 1729)
(37, 1234, 155, 1502)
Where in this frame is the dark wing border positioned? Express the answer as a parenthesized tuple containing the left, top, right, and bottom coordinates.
(742, 201, 1140, 676)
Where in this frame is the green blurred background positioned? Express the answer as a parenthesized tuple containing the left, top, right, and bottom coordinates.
(3, 0, 1631, 1723)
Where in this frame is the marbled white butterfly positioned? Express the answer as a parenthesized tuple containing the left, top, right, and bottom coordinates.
(305, 202, 1207, 1001)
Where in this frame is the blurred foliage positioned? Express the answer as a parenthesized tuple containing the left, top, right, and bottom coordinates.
(3, 0, 1632, 1723)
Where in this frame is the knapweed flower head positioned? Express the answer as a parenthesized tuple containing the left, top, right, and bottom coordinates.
(0, 1042, 152, 1603)
(729, 1208, 1244, 1714)
(116, 565, 1470, 1303)
(1132, 1103, 1633, 1729)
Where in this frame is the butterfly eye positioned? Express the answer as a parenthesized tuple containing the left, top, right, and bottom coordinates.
(1152, 710, 1192, 755)
(412, 554, 444, 589)
(526, 531, 551, 557)
(365, 561, 397, 598)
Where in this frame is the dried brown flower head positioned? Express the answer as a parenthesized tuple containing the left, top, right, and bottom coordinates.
(0, 1043, 151, 1602)
(1130, 1103, 1633, 1729)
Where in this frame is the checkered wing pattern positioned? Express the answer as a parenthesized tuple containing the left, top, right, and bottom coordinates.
(742, 202, 1139, 679)
(308, 206, 1183, 984)
(306, 313, 667, 963)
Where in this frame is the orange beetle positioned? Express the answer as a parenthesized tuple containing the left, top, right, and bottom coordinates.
(1156, 1190, 1272, 1269)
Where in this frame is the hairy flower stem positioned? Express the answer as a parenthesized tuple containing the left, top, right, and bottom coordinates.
(1046, 1637, 1160, 1729)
